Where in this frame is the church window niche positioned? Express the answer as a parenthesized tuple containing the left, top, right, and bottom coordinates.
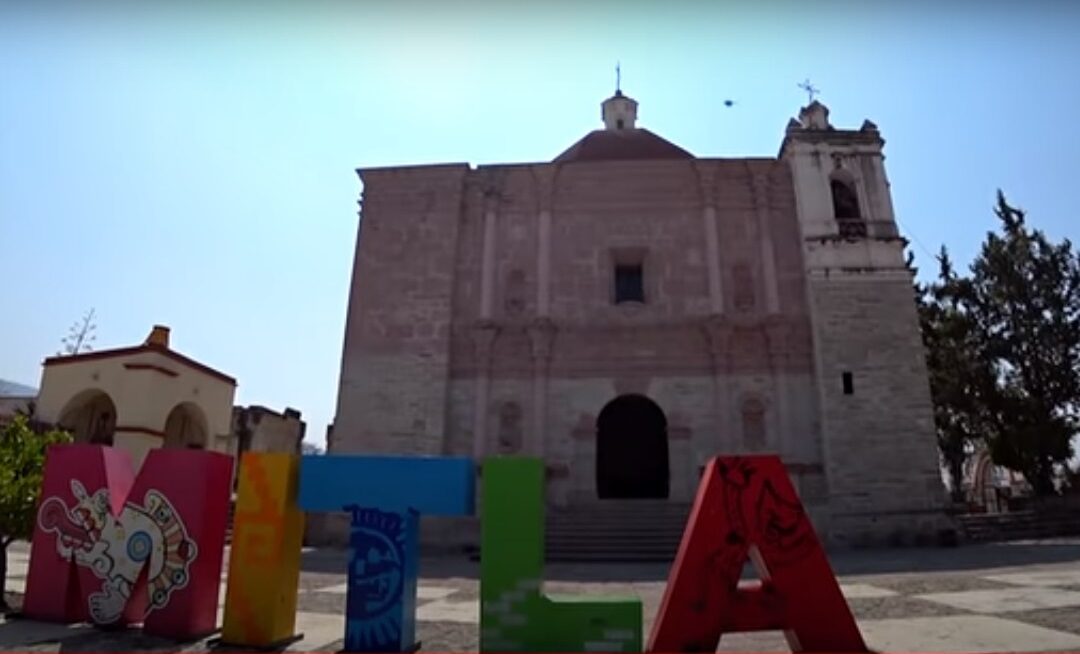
(830, 175, 867, 238)
(842, 371, 854, 395)
(504, 269, 526, 317)
(732, 263, 756, 312)
(614, 263, 645, 304)
(741, 397, 767, 451)
(496, 402, 523, 453)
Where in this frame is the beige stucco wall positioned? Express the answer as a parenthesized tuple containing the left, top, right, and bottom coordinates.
(36, 348, 236, 469)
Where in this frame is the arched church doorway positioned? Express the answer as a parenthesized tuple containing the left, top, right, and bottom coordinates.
(596, 394, 670, 499)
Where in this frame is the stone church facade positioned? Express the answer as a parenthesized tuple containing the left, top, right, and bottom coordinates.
(328, 90, 949, 547)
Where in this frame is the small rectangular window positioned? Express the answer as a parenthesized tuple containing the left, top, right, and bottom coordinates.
(614, 264, 644, 304)
(842, 371, 854, 395)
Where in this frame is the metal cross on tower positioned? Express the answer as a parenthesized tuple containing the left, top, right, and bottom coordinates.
(798, 78, 820, 104)
(616, 62, 622, 93)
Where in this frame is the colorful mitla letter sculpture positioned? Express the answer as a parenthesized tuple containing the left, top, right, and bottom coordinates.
(648, 455, 868, 653)
(298, 455, 475, 653)
(221, 452, 306, 648)
(481, 457, 642, 652)
(23, 444, 233, 640)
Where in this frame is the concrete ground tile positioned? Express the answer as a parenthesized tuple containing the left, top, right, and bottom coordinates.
(999, 606, 1080, 637)
(861, 614, 1080, 652)
(416, 598, 480, 624)
(918, 587, 1080, 613)
(417, 621, 477, 652)
(867, 574, 1018, 595)
(312, 582, 348, 594)
(985, 570, 1080, 587)
(287, 611, 346, 651)
(418, 586, 457, 601)
(716, 630, 790, 652)
(849, 596, 962, 621)
(840, 583, 898, 599)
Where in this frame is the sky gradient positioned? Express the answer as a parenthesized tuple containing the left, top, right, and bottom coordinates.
(3, 1, 1079, 447)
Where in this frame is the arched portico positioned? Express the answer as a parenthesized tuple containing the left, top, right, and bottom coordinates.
(164, 402, 209, 449)
(57, 389, 117, 445)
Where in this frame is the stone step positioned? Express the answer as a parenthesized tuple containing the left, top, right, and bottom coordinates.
(956, 509, 1080, 543)
(543, 502, 691, 562)
(546, 520, 688, 531)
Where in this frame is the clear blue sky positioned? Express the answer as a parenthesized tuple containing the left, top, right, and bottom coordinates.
(2, 1, 1079, 448)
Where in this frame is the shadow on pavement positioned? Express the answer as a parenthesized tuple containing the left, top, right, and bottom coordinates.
(832, 538, 1080, 577)
(302, 537, 1080, 583)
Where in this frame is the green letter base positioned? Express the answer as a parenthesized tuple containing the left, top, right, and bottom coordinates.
(480, 457, 642, 652)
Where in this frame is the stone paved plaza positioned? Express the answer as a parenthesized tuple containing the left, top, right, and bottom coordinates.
(3, 539, 1080, 652)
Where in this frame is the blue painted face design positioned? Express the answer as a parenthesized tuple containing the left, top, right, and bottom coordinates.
(344, 506, 407, 650)
(350, 518, 404, 617)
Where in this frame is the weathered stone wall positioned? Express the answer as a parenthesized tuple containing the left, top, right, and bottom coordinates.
(440, 159, 822, 506)
(332, 164, 470, 456)
(807, 272, 950, 545)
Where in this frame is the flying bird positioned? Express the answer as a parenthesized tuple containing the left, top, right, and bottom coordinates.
(723, 99, 736, 107)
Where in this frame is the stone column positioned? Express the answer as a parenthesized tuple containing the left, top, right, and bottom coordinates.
(764, 319, 793, 460)
(702, 316, 734, 454)
(529, 166, 557, 464)
(473, 188, 501, 460)
(527, 318, 556, 459)
(752, 172, 781, 315)
(471, 322, 498, 459)
(695, 162, 724, 314)
(533, 165, 556, 318)
(480, 191, 499, 320)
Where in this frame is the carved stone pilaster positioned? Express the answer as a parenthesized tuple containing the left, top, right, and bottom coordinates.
(472, 321, 499, 367)
(695, 160, 718, 208)
(483, 189, 500, 214)
(752, 171, 781, 315)
(527, 318, 557, 363)
(531, 165, 557, 213)
(700, 314, 733, 373)
(751, 172, 770, 205)
(763, 316, 790, 371)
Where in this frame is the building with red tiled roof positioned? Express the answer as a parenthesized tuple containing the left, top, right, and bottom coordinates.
(34, 325, 237, 469)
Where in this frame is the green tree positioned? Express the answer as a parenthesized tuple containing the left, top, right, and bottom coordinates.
(917, 247, 1000, 502)
(0, 415, 72, 611)
(966, 192, 1080, 495)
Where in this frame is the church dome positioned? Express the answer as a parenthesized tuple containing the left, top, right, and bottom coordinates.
(553, 128, 694, 163)
(554, 88, 694, 163)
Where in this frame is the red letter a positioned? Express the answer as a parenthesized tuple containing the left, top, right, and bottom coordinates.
(648, 455, 867, 653)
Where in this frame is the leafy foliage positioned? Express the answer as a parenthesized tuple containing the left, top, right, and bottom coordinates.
(918, 191, 1080, 497)
(917, 248, 1000, 502)
(0, 416, 72, 546)
(300, 441, 324, 456)
(966, 192, 1080, 494)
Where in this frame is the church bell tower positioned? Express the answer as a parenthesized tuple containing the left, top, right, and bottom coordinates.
(781, 100, 951, 546)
